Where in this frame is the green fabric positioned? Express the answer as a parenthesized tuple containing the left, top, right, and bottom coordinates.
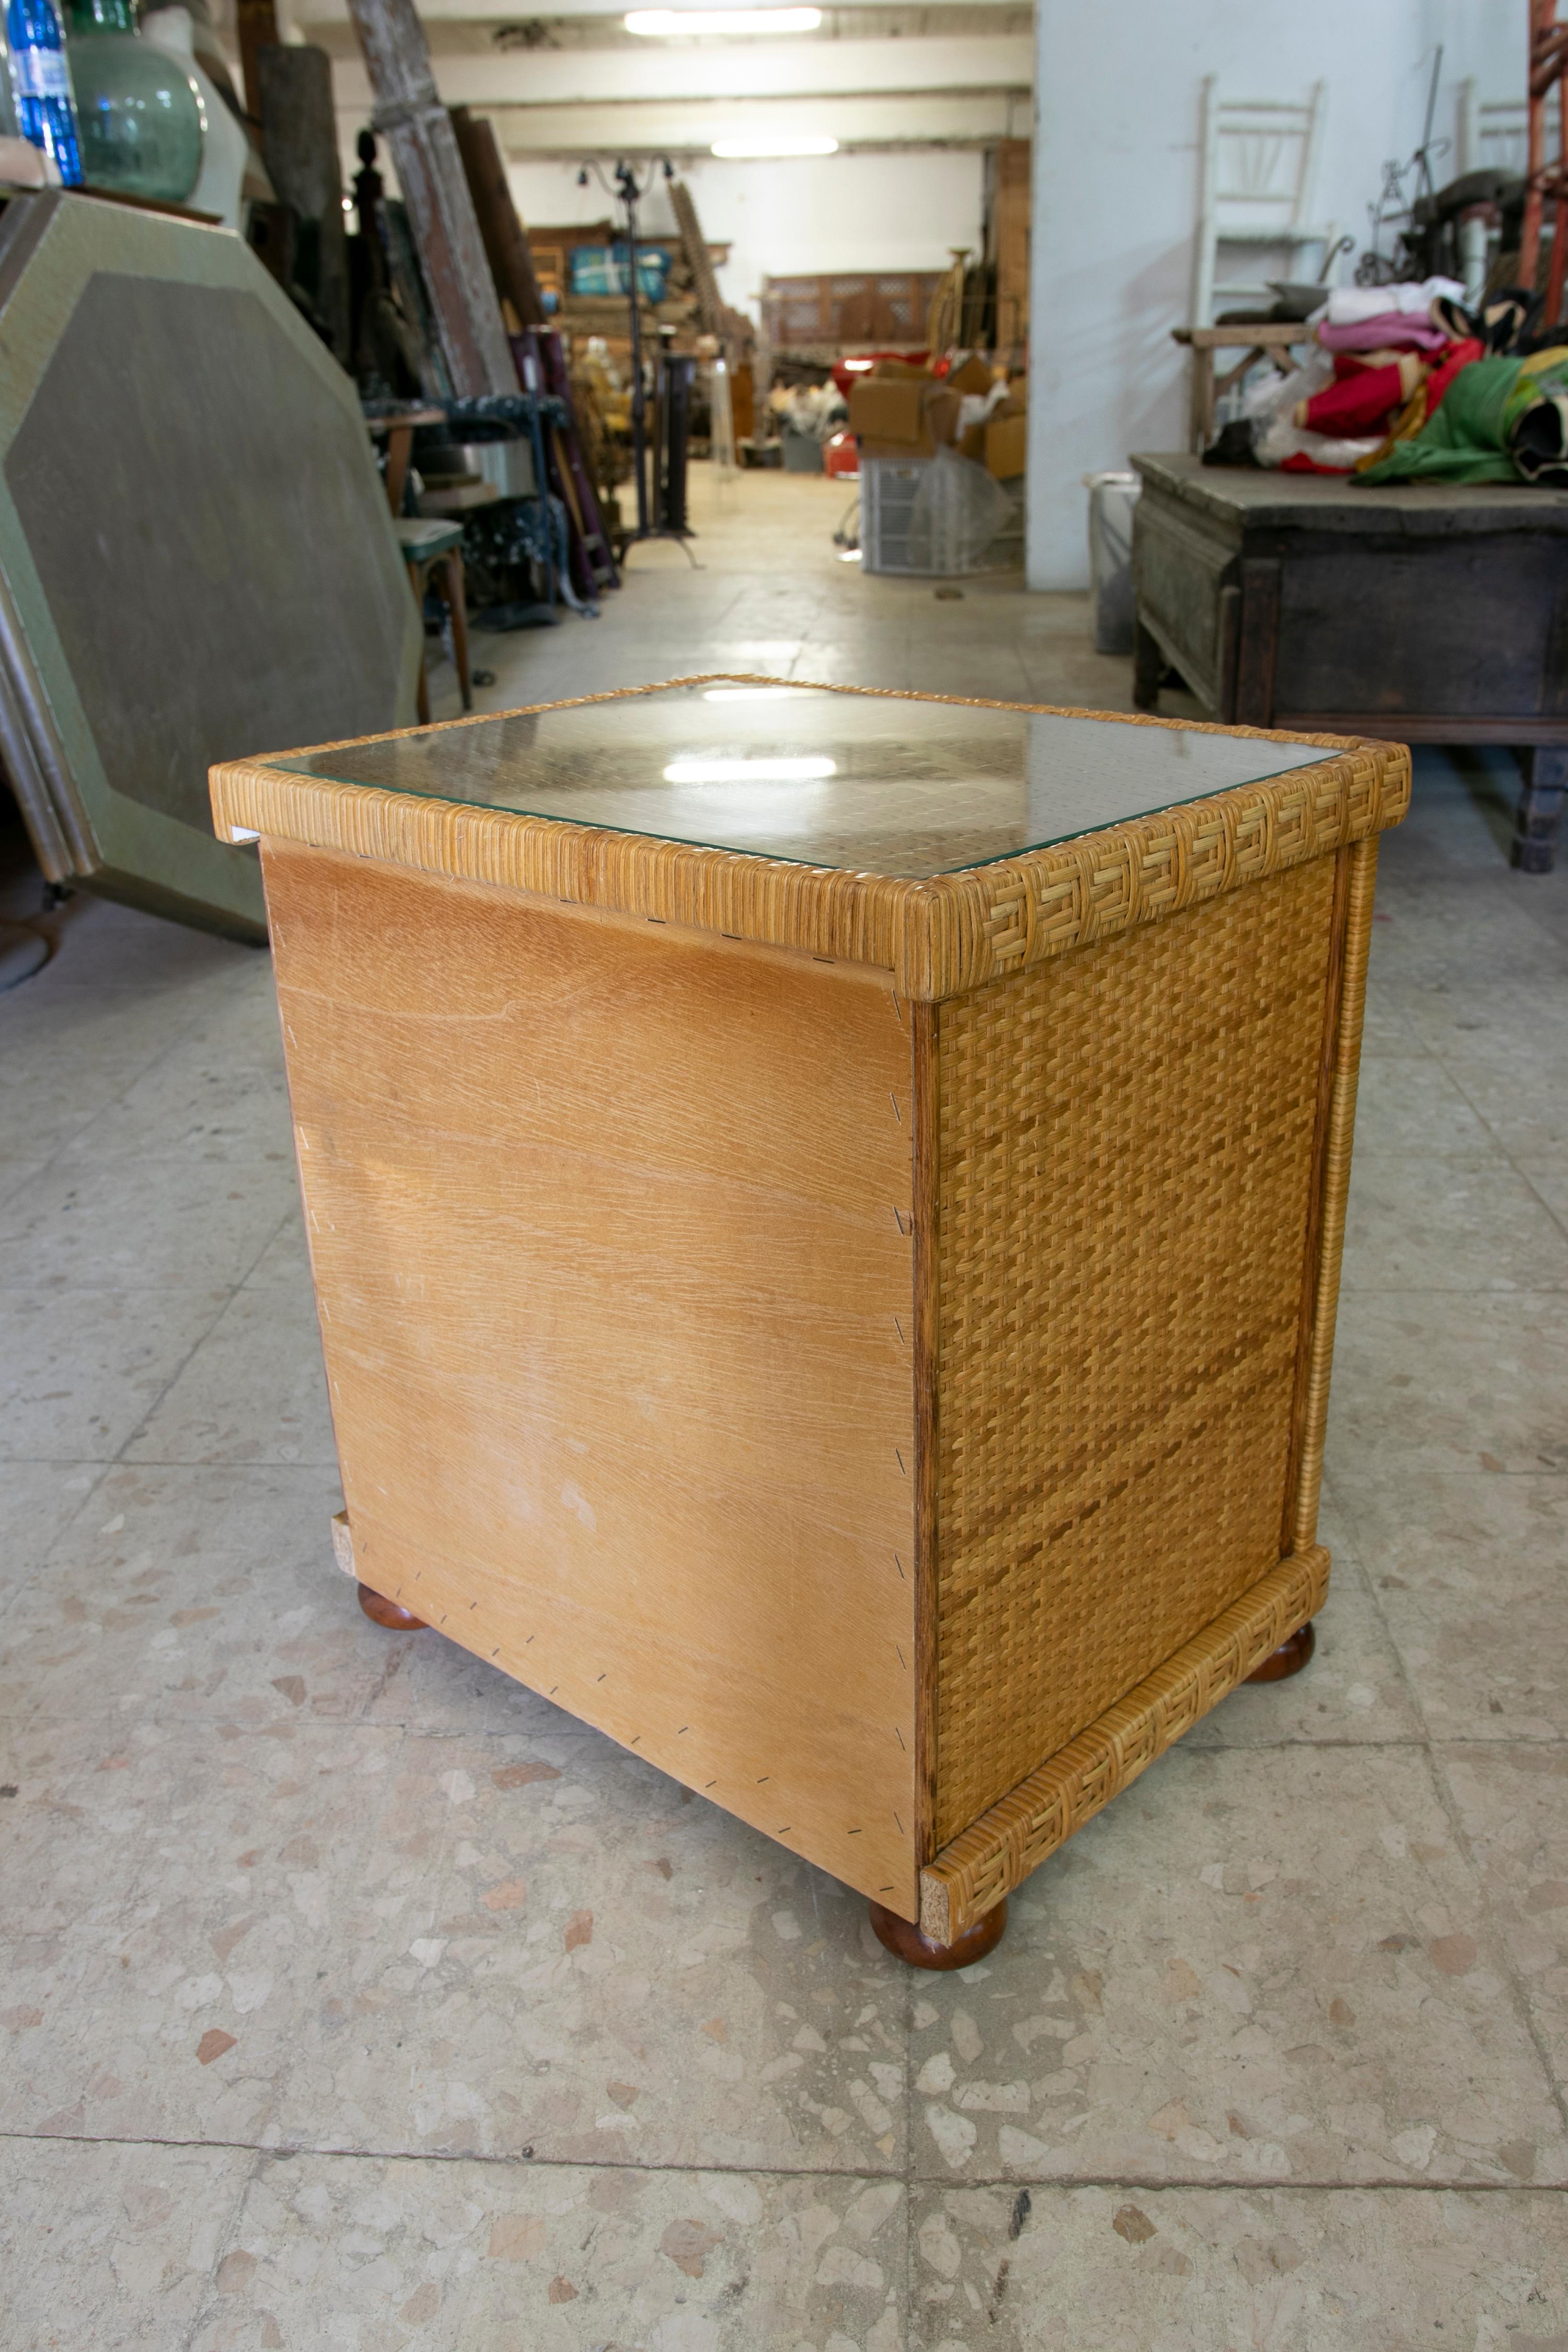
(1505, 350, 1568, 426)
(1359, 355, 1524, 483)
(1511, 397, 1568, 482)
(1502, 353, 1568, 482)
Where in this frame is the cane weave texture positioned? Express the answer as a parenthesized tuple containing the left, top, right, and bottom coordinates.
(931, 856, 1337, 1844)
(1287, 835, 1377, 1554)
(919, 1544, 1329, 1942)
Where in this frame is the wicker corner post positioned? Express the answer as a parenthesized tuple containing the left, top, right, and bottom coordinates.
(212, 682, 1407, 1966)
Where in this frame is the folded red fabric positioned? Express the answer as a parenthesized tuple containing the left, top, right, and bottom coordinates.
(1302, 362, 1408, 436)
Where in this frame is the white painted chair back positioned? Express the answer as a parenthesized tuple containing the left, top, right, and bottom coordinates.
(1189, 76, 1337, 328)
(1456, 84, 1548, 180)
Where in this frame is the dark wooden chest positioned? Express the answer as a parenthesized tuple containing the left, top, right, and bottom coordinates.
(1130, 453, 1568, 869)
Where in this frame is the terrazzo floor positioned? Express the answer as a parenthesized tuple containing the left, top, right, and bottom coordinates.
(2, 466, 1567, 2349)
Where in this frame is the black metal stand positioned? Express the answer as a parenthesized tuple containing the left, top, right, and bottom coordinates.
(653, 347, 697, 539)
(579, 157, 699, 568)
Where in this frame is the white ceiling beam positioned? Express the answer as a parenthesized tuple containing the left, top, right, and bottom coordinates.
(325, 32, 1030, 107)
(301, 0, 1014, 20)
(335, 87, 1030, 149)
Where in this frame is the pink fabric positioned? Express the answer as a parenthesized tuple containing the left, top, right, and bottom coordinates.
(1317, 313, 1450, 354)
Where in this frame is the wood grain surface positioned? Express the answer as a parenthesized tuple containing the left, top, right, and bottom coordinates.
(266, 841, 921, 1913)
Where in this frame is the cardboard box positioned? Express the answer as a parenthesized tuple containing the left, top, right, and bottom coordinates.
(849, 376, 933, 452)
(957, 394, 1024, 470)
(926, 388, 963, 447)
(984, 409, 1028, 481)
(946, 352, 995, 396)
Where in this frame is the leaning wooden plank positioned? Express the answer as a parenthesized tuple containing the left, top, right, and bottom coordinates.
(451, 105, 547, 329)
(256, 44, 351, 364)
(345, 0, 514, 397)
(670, 177, 722, 336)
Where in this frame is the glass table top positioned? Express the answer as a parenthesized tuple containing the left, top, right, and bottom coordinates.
(275, 681, 1329, 879)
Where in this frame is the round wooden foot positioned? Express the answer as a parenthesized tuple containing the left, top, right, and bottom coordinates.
(1246, 1620, 1315, 1682)
(869, 1896, 1007, 1971)
(357, 1582, 426, 1632)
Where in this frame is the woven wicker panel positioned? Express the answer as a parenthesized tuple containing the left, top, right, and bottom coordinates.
(921, 1545, 1329, 1940)
(932, 855, 1336, 1844)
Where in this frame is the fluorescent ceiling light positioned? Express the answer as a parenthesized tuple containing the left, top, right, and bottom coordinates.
(710, 133, 839, 158)
(626, 8, 822, 33)
(841, 356, 874, 371)
(663, 755, 836, 782)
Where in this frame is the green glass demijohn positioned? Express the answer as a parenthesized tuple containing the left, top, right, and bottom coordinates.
(66, 0, 203, 203)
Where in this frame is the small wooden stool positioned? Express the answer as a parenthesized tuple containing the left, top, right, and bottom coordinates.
(396, 516, 472, 724)
(1171, 320, 1308, 453)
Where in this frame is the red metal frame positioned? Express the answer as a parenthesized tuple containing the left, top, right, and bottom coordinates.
(1522, 0, 1568, 325)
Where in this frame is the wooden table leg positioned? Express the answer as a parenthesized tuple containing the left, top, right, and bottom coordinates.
(869, 1896, 1008, 1970)
(1233, 557, 1282, 728)
(1133, 619, 1164, 711)
(1512, 746, 1565, 873)
(444, 547, 472, 713)
(407, 558, 431, 725)
(385, 421, 415, 518)
(1189, 348, 1214, 454)
(1246, 1620, 1315, 1682)
(358, 1583, 427, 1631)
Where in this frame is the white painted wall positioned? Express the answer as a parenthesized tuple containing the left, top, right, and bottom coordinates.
(504, 149, 986, 325)
(1026, 0, 1527, 588)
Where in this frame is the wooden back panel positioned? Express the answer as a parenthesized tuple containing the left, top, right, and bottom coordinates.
(264, 843, 920, 1913)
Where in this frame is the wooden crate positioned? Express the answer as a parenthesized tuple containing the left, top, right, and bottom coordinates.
(212, 681, 1408, 1963)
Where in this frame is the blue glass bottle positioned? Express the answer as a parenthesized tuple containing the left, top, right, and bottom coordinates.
(8, 0, 83, 187)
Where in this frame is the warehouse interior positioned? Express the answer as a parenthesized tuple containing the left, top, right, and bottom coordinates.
(2, 0, 1568, 2346)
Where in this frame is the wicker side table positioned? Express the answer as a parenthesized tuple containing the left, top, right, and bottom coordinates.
(212, 679, 1408, 1965)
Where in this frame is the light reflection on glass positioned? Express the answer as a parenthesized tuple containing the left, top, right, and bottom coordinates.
(662, 755, 837, 783)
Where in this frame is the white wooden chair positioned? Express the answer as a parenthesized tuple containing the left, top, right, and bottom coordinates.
(1456, 84, 1553, 181)
(1188, 77, 1338, 329)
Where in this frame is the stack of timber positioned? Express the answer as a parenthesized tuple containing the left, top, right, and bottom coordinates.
(447, 114, 617, 597)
